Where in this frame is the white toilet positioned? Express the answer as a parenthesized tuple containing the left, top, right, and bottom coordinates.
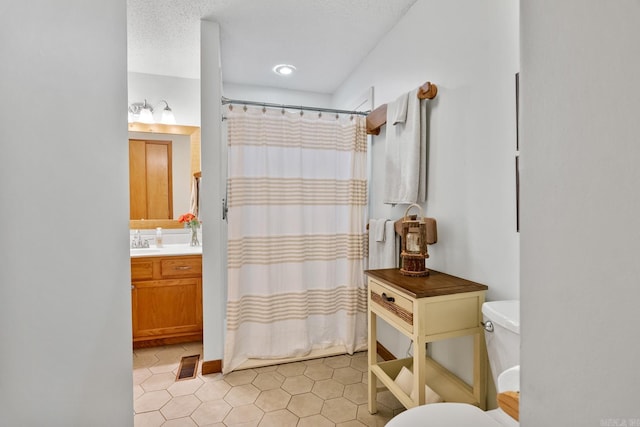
(386, 300, 520, 427)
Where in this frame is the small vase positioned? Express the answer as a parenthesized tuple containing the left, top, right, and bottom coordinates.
(190, 227, 200, 246)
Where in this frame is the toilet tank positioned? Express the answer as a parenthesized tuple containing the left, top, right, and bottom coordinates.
(482, 300, 520, 387)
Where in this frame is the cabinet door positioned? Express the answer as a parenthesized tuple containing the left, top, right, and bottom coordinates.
(129, 139, 173, 220)
(131, 278, 202, 340)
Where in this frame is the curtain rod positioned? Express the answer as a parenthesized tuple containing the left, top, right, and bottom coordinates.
(221, 96, 370, 116)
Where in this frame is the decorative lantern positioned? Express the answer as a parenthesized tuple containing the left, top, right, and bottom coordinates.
(400, 204, 429, 277)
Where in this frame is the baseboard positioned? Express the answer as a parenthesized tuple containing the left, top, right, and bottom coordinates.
(133, 334, 202, 349)
(201, 359, 222, 375)
(376, 341, 396, 361)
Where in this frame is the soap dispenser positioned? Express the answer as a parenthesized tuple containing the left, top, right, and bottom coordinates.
(155, 227, 163, 248)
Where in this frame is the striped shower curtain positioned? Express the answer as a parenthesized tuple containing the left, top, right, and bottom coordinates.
(223, 105, 368, 373)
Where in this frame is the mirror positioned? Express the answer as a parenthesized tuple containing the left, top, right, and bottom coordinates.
(128, 123, 201, 229)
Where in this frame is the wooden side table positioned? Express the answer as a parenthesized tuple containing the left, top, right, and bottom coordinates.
(365, 268, 488, 413)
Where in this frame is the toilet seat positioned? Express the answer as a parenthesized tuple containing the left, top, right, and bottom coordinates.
(385, 403, 505, 427)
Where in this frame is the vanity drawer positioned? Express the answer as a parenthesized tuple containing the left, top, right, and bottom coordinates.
(131, 259, 154, 281)
(161, 256, 202, 278)
(369, 279, 414, 333)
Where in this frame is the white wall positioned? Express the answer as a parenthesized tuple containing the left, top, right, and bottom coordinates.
(201, 20, 227, 362)
(0, 1, 132, 425)
(521, 1, 640, 424)
(333, 0, 520, 386)
(223, 82, 332, 107)
(129, 72, 200, 126)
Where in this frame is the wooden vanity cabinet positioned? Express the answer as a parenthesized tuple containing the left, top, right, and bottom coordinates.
(131, 254, 202, 348)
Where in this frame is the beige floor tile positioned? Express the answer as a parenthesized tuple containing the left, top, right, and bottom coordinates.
(141, 372, 176, 392)
(343, 382, 368, 405)
(162, 417, 198, 426)
(337, 420, 367, 427)
(134, 347, 161, 359)
(276, 361, 307, 377)
(131, 346, 403, 427)
(168, 377, 204, 397)
(223, 404, 264, 425)
(252, 371, 285, 390)
(297, 414, 335, 427)
(181, 342, 204, 353)
(254, 365, 278, 373)
(224, 383, 260, 406)
(195, 379, 231, 402)
(333, 367, 363, 385)
(133, 410, 165, 427)
(134, 390, 172, 413)
(356, 403, 392, 427)
(349, 356, 368, 373)
(134, 384, 145, 400)
(257, 409, 298, 427)
(323, 355, 351, 369)
(311, 379, 345, 400)
(375, 390, 404, 410)
(134, 368, 153, 385)
(321, 397, 358, 423)
(224, 369, 258, 386)
(191, 399, 232, 425)
(199, 372, 224, 382)
(281, 375, 314, 395)
(393, 407, 406, 416)
(149, 361, 180, 375)
(287, 392, 323, 418)
(302, 357, 324, 366)
(304, 363, 334, 381)
(254, 388, 291, 412)
(134, 352, 159, 369)
(160, 394, 201, 420)
(155, 345, 190, 362)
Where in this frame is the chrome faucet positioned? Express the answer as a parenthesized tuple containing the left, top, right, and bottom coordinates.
(131, 230, 150, 248)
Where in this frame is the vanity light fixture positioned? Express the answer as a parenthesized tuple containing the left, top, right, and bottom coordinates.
(273, 64, 296, 76)
(128, 99, 176, 124)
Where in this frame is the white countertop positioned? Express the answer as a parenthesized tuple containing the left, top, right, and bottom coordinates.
(130, 244, 202, 258)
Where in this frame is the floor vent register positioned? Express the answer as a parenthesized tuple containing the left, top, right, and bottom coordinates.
(176, 355, 200, 381)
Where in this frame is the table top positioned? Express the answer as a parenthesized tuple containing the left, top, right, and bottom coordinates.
(365, 268, 488, 299)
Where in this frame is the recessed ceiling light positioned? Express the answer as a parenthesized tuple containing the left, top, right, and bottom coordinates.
(273, 64, 296, 76)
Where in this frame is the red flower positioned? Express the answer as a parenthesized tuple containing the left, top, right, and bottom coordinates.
(178, 213, 196, 223)
(178, 213, 200, 229)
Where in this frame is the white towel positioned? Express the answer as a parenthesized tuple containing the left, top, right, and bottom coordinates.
(368, 220, 397, 270)
(390, 92, 409, 125)
(189, 176, 200, 217)
(383, 88, 428, 204)
(372, 219, 386, 242)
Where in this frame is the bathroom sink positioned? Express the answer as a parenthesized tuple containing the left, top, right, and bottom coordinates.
(130, 244, 202, 257)
(130, 247, 162, 255)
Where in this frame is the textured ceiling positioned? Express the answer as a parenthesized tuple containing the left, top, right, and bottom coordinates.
(127, 0, 417, 93)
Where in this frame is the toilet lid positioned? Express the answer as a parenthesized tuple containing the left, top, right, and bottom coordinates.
(386, 403, 504, 427)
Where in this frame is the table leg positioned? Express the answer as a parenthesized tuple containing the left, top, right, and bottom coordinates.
(368, 308, 378, 414)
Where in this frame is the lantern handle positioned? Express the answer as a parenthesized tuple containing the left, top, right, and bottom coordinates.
(403, 203, 423, 220)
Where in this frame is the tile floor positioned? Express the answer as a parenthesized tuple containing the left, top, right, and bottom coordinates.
(133, 342, 405, 426)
